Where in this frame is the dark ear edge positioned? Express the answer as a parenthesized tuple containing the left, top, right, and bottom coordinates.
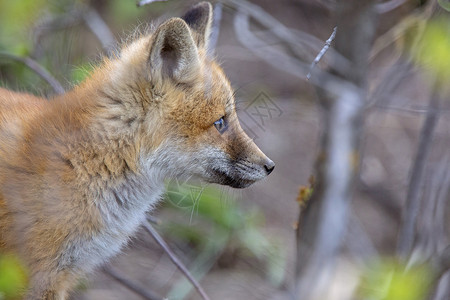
(181, 2, 213, 49)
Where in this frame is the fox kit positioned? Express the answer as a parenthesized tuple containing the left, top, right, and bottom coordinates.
(0, 2, 274, 299)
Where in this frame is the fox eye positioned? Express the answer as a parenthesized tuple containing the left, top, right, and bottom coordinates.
(214, 117, 227, 133)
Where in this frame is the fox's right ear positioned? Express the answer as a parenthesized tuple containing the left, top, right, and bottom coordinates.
(181, 2, 213, 49)
(149, 18, 200, 84)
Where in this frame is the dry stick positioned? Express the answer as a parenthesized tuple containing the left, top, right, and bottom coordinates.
(136, 0, 168, 7)
(397, 87, 441, 259)
(0, 51, 65, 95)
(103, 266, 163, 300)
(143, 220, 211, 300)
(306, 26, 337, 80)
(295, 1, 377, 298)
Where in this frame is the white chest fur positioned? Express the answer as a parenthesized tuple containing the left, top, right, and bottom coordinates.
(60, 168, 166, 273)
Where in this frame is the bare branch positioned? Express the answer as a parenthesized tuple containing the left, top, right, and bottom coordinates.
(136, 0, 168, 7)
(397, 86, 441, 259)
(306, 26, 337, 80)
(232, 10, 353, 94)
(102, 266, 163, 300)
(143, 220, 211, 300)
(0, 51, 65, 95)
(82, 7, 116, 53)
(225, 0, 312, 61)
(225, 0, 349, 69)
(295, 86, 364, 299)
(233, 11, 308, 78)
(295, 0, 378, 298)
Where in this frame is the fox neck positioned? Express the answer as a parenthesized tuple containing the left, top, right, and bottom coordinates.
(53, 64, 167, 207)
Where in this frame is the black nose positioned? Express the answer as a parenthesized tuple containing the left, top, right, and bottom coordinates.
(264, 159, 275, 175)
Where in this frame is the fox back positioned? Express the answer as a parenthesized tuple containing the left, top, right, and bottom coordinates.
(0, 2, 274, 299)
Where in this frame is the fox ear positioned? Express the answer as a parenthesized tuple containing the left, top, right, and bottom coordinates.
(181, 2, 213, 49)
(149, 18, 200, 84)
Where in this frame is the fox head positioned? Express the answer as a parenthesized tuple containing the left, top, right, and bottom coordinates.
(102, 2, 274, 188)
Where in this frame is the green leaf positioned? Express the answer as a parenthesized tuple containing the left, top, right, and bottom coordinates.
(411, 17, 450, 86)
(358, 259, 432, 300)
(71, 63, 94, 84)
(0, 254, 28, 299)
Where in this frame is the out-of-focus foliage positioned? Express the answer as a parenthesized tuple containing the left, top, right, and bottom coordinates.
(0, 1, 46, 55)
(411, 17, 450, 88)
(71, 63, 95, 85)
(164, 183, 285, 298)
(438, 0, 450, 12)
(0, 254, 28, 300)
(358, 259, 432, 300)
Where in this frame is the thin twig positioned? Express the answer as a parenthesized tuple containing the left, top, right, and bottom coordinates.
(0, 51, 65, 95)
(103, 266, 163, 300)
(143, 220, 211, 300)
(306, 26, 337, 80)
(136, 0, 168, 7)
(397, 86, 441, 260)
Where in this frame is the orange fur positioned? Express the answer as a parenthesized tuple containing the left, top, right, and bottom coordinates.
(0, 3, 274, 299)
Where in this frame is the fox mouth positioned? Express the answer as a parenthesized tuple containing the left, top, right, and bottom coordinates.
(208, 168, 256, 189)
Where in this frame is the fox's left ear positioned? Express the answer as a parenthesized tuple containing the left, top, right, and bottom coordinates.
(181, 2, 213, 49)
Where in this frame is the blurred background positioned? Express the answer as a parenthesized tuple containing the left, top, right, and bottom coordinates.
(0, 0, 449, 299)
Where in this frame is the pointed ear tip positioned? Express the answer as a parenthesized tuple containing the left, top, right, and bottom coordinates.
(160, 17, 190, 31)
(196, 2, 213, 12)
(184, 2, 213, 19)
